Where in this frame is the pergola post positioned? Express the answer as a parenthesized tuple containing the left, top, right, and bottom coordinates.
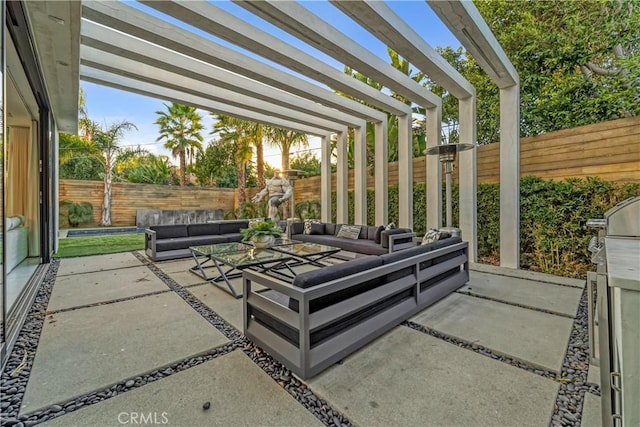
(374, 120, 388, 226)
(354, 125, 367, 225)
(320, 134, 332, 222)
(397, 114, 413, 228)
(336, 130, 349, 224)
(459, 96, 478, 262)
(426, 105, 442, 231)
(500, 85, 520, 268)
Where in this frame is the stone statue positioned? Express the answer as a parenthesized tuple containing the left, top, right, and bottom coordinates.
(251, 174, 293, 221)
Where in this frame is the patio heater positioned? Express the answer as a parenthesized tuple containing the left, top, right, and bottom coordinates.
(425, 143, 476, 236)
(284, 169, 304, 218)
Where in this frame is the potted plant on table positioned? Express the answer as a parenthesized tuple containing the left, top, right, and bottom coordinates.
(240, 219, 283, 248)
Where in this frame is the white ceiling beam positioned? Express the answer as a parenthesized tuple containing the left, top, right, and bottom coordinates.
(331, 0, 474, 100)
(426, 0, 518, 88)
(139, 0, 414, 116)
(80, 66, 338, 137)
(80, 20, 365, 129)
(80, 46, 348, 134)
(81, 1, 387, 123)
(235, 0, 441, 109)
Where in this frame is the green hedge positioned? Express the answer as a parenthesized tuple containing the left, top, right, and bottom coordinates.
(318, 176, 638, 278)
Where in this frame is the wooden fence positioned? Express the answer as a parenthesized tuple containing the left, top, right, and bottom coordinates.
(59, 117, 639, 227)
(295, 116, 640, 201)
(59, 180, 236, 227)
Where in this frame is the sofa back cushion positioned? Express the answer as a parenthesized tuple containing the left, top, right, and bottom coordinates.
(188, 223, 220, 236)
(219, 220, 249, 234)
(367, 225, 384, 242)
(324, 223, 338, 235)
(358, 225, 368, 239)
(380, 237, 462, 264)
(291, 222, 304, 235)
(150, 224, 188, 239)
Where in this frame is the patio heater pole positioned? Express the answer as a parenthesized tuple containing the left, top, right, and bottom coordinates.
(425, 143, 476, 234)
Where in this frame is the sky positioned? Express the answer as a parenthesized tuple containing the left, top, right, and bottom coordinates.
(82, 1, 462, 169)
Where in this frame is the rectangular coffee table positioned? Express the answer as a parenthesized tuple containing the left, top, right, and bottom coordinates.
(190, 243, 293, 298)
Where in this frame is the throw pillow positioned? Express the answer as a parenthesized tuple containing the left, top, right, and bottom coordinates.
(309, 222, 325, 235)
(304, 219, 320, 235)
(374, 225, 385, 244)
(385, 222, 396, 230)
(336, 224, 361, 240)
(422, 228, 441, 245)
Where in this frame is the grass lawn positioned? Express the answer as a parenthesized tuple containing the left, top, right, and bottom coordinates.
(55, 233, 145, 258)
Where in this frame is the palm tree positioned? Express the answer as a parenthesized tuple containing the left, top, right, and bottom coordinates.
(155, 103, 204, 186)
(212, 115, 255, 204)
(266, 128, 308, 172)
(60, 120, 141, 225)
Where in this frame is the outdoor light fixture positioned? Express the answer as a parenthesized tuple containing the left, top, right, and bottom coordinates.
(425, 143, 476, 230)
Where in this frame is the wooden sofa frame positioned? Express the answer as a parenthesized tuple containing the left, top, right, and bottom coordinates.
(242, 241, 469, 379)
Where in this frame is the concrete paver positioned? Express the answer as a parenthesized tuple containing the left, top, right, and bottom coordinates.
(21, 292, 230, 414)
(471, 263, 585, 288)
(155, 258, 196, 274)
(41, 350, 322, 427)
(309, 326, 558, 427)
(588, 364, 600, 386)
(57, 252, 143, 276)
(47, 266, 168, 311)
(581, 392, 603, 427)
(411, 293, 573, 373)
(188, 283, 244, 332)
(461, 271, 582, 317)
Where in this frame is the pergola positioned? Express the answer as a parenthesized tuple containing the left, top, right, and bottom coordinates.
(31, 0, 521, 268)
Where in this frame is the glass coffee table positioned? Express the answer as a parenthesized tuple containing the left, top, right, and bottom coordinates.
(190, 243, 294, 298)
(270, 242, 341, 267)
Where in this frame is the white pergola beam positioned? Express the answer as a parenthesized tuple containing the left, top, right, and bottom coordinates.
(81, 20, 366, 129)
(426, 106, 442, 231)
(331, 0, 474, 100)
(82, 1, 387, 124)
(80, 66, 336, 137)
(374, 121, 388, 226)
(459, 98, 478, 262)
(354, 126, 367, 225)
(142, 0, 412, 117)
(80, 46, 345, 134)
(398, 114, 413, 228)
(238, 0, 441, 109)
(336, 131, 349, 223)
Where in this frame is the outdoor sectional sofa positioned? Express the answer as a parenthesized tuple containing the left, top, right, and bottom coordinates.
(144, 220, 251, 261)
(242, 236, 468, 379)
(289, 221, 416, 255)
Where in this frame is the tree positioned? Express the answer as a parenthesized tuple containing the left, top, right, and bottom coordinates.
(59, 132, 103, 180)
(212, 116, 255, 203)
(428, 0, 639, 143)
(290, 151, 322, 177)
(193, 139, 239, 187)
(119, 153, 177, 185)
(60, 120, 141, 225)
(154, 103, 204, 186)
(265, 127, 308, 172)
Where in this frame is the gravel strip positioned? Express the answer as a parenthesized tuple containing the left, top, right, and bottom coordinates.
(1, 260, 60, 425)
(455, 289, 576, 319)
(45, 289, 173, 315)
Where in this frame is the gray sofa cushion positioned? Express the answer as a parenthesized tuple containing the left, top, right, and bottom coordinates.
(219, 220, 249, 234)
(291, 222, 304, 235)
(357, 225, 368, 239)
(380, 237, 462, 281)
(293, 256, 383, 289)
(309, 223, 325, 235)
(151, 225, 188, 239)
(367, 225, 383, 241)
(325, 223, 338, 235)
(156, 235, 227, 251)
(188, 223, 220, 236)
(224, 233, 243, 243)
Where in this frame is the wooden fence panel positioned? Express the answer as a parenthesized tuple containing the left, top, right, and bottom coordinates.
(59, 180, 236, 227)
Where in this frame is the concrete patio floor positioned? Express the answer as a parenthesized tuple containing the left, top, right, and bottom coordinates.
(0, 252, 603, 426)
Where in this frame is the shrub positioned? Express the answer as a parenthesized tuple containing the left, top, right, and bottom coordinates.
(60, 200, 94, 227)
